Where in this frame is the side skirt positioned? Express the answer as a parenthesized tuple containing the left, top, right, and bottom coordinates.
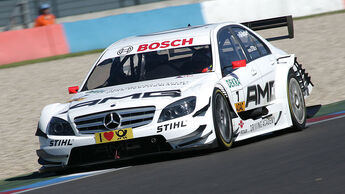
(233, 102, 292, 141)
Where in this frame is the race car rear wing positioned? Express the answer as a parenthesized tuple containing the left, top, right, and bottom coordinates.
(241, 15, 294, 41)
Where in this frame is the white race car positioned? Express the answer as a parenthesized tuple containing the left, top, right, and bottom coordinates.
(36, 16, 313, 171)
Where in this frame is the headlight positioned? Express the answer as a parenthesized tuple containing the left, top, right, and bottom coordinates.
(47, 117, 75, 136)
(158, 96, 196, 122)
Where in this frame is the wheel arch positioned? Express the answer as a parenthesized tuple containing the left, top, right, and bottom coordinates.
(212, 85, 235, 149)
(274, 54, 296, 127)
(274, 55, 295, 100)
(213, 83, 238, 118)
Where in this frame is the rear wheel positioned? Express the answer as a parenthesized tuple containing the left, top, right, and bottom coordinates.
(287, 72, 306, 130)
(212, 89, 233, 150)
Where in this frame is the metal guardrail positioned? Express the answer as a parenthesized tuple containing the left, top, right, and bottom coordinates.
(0, 0, 167, 30)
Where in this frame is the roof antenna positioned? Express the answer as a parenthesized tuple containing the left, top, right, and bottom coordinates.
(187, 24, 191, 27)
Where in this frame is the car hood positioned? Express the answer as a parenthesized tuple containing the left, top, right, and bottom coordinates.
(63, 73, 218, 120)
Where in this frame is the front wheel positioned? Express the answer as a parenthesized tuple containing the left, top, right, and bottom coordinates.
(287, 71, 306, 130)
(212, 89, 234, 150)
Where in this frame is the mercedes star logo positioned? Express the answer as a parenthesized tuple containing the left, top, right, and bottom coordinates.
(117, 46, 133, 55)
(103, 112, 121, 130)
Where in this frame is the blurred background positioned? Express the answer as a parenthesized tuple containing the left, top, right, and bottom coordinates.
(0, 0, 343, 65)
(0, 0, 174, 30)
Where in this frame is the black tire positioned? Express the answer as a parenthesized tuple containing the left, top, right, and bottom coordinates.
(287, 71, 306, 130)
(212, 88, 234, 150)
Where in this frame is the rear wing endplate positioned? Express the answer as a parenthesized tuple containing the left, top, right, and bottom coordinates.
(241, 15, 294, 41)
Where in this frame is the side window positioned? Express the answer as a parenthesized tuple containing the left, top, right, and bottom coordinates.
(218, 28, 246, 76)
(232, 27, 263, 60)
(251, 34, 270, 56)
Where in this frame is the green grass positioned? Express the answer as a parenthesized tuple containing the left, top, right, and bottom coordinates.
(312, 100, 345, 118)
(0, 49, 103, 70)
(0, 172, 59, 192)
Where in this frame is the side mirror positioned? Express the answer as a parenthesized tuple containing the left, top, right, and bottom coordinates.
(232, 60, 246, 69)
(68, 86, 79, 94)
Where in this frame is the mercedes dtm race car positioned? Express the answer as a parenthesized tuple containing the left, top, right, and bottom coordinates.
(36, 16, 313, 171)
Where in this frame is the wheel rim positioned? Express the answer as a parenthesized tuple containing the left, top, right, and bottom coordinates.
(215, 94, 232, 142)
(289, 78, 305, 124)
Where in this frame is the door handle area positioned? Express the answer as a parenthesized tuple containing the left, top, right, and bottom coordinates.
(251, 69, 257, 76)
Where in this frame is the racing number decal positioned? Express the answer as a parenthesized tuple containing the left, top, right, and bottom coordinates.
(236, 91, 240, 102)
(231, 89, 245, 103)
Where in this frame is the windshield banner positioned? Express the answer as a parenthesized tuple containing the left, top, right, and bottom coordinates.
(101, 35, 210, 60)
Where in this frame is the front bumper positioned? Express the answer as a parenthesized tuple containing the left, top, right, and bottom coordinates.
(68, 135, 172, 166)
(37, 99, 216, 170)
(37, 124, 215, 170)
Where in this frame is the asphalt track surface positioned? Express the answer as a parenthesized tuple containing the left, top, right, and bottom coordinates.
(27, 117, 345, 194)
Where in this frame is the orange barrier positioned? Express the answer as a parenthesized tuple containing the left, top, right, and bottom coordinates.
(0, 24, 69, 65)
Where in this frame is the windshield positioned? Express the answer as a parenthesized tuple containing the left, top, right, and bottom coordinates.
(82, 45, 212, 91)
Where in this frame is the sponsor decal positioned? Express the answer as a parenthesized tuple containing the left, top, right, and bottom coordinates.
(70, 89, 181, 110)
(246, 81, 274, 107)
(240, 116, 275, 134)
(105, 81, 189, 93)
(137, 38, 193, 52)
(250, 116, 275, 131)
(86, 90, 106, 94)
(247, 45, 257, 53)
(226, 78, 241, 88)
(157, 121, 187, 133)
(237, 30, 248, 38)
(235, 101, 245, 112)
(117, 46, 133, 55)
(94, 128, 133, 144)
(239, 120, 244, 128)
(49, 139, 73, 146)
